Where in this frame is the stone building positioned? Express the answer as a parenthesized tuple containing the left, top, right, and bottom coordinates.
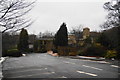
(68, 27, 100, 46)
(68, 34, 76, 45)
(38, 38, 54, 51)
(83, 27, 90, 39)
(36, 27, 100, 52)
(28, 35, 36, 49)
(39, 27, 91, 49)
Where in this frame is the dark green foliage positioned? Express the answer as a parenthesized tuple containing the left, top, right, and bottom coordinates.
(18, 28, 29, 52)
(116, 46, 120, 59)
(5, 49, 22, 57)
(39, 44, 46, 53)
(102, 0, 120, 59)
(84, 36, 92, 44)
(2, 49, 7, 57)
(116, 27, 120, 59)
(105, 50, 117, 59)
(97, 27, 120, 59)
(52, 49, 58, 53)
(33, 40, 39, 52)
(2, 33, 17, 50)
(57, 46, 69, 56)
(105, 27, 119, 49)
(57, 46, 77, 56)
(2, 33, 13, 55)
(28, 48, 33, 53)
(33, 40, 47, 53)
(96, 27, 120, 59)
(2, 32, 19, 56)
(97, 32, 110, 48)
(54, 22, 68, 47)
(78, 45, 106, 57)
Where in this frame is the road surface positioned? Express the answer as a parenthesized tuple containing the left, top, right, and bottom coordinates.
(2, 53, 119, 78)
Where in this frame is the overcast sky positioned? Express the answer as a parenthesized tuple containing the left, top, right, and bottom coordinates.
(27, 0, 110, 34)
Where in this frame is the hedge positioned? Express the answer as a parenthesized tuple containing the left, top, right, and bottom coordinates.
(58, 46, 77, 56)
(6, 49, 22, 57)
(78, 45, 106, 57)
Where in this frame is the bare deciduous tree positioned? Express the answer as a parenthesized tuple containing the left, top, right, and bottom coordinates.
(69, 25, 83, 46)
(42, 31, 54, 38)
(38, 31, 55, 38)
(70, 25, 83, 40)
(100, 0, 120, 29)
(0, 0, 35, 33)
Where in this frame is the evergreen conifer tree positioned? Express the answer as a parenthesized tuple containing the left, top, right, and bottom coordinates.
(54, 23, 68, 47)
(18, 28, 29, 52)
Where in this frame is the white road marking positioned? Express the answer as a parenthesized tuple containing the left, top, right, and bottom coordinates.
(11, 73, 42, 78)
(64, 61, 75, 64)
(111, 65, 119, 68)
(18, 66, 25, 68)
(9, 69, 43, 73)
(98, 61, 109, 64)
(7, 66, 25, 69)
(82, 65, 103, 71)
(7, 66, 47, 70)
(64, 61, 70, 64)
(57, 76, 67, 78)
(6, 67, 48, 73)
(80, 60, 109, 64)
(11, 71, 55, 78)
(51, 72, 55, 74)
(77, 70, 97, 77)
(42, 71, 55, 74)
(61, 76, 67, 78)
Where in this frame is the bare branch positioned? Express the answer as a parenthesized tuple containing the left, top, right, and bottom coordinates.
(102, 0, 120, 29)
(0, 0, 35, 33)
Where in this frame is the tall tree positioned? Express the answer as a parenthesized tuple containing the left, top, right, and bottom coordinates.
(0, 0, 35, 33)
(54, 22, 68, 47)
(101, 0, 120, 28)
(18, 28, 29, 52)
(101, 0, 120, 59)
(42, 31, 54, 38)
(97, 32, 110, 48)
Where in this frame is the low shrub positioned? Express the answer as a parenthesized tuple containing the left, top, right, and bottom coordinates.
(58, 46, 69, 56)
(69, 52, 77, 56)
(52, 49, 58, 53)
(105, 50, 117, 59)
(2, 49, 7, 57)
(58, 46, 77, 56)
(78, 45, 106, 57)
(28, 48, 33, 53)
(116, 46, 120, 59)
(6, 49, 22, 57)
(39, 47, 47, 53)
(78, 50, 87, 56)
(33, 40, 47, 53)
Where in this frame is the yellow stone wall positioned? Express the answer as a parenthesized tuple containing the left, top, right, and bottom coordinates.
(83, 28, 90, 39)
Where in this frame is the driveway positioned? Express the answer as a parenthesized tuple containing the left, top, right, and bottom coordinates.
(2, 53, 119, 78)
